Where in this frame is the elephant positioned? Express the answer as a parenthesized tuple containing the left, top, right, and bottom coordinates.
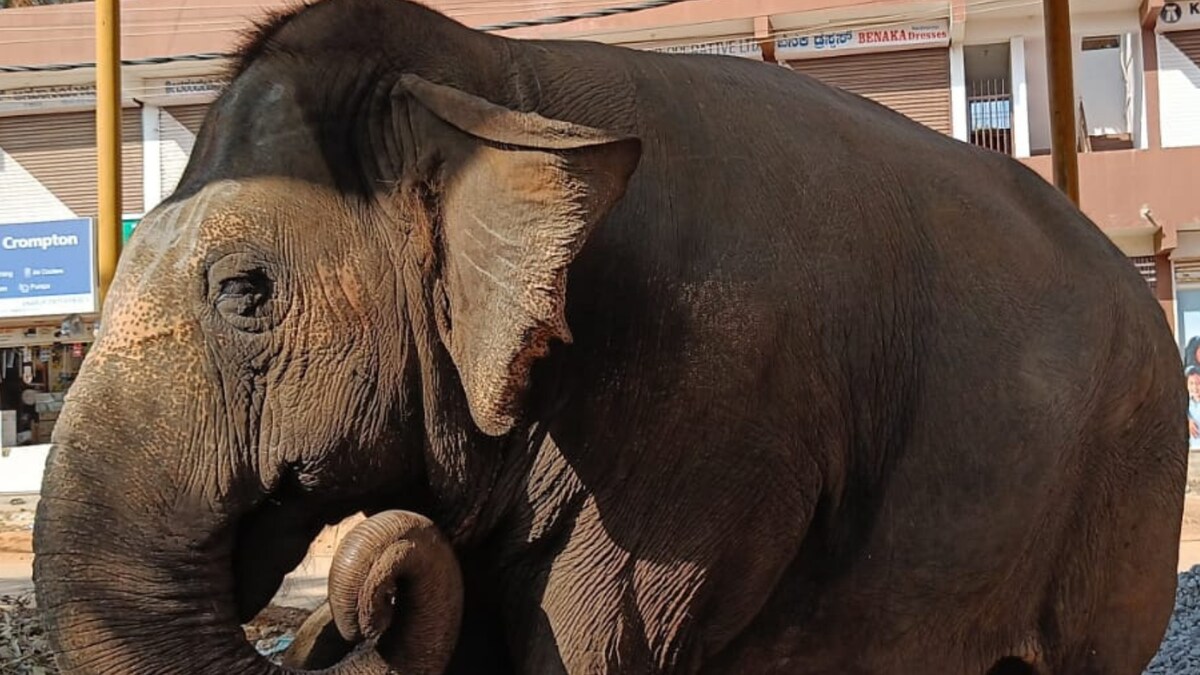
(32, 0, 1186, 673)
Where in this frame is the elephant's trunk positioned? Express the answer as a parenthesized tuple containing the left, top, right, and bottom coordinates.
(283, 512, 464, 673)
(327, 510, 464, 669)
(33, 440, 462, 675)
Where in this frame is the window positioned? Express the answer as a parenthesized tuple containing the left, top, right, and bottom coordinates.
(1076, 33, 1135, 151)
(1129, 255, 1158, 293)
(1082, 36, 1120, 51)
(964, 43, 1014, 155)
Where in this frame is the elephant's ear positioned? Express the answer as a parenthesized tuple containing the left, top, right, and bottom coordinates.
(398, 74, 641, 436)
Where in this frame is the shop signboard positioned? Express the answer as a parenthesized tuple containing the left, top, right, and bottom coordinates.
(0, 83, 95, 115)
(775, 20, 951, 60)
(649, 19, 950, 61)
(652, 37, 763, 59)
(1159, 2, 1200, 31)
(143, 75, 227, 98)
(0, 218, 96, 319)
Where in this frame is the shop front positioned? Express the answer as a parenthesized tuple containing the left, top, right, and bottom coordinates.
(0, 90, 144, 224)
(646, 18, 953, 135)
(0, 216, 97, 448)
(0, 326, 93, 447)
(780, 21, 953, 135)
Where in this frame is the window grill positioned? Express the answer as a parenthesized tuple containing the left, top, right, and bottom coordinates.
(1129, 255, 1158, 293)
(967, 77, 1013, 156)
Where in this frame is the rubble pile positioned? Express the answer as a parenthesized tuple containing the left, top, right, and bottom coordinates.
(0, 594, 52, 675)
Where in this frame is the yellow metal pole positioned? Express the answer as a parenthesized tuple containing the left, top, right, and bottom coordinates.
(1043, 0, 1081, 206)
(96, 0, 121, 309)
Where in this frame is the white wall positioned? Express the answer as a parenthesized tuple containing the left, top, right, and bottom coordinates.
(1077, 41, 1129, 135)
(950, 44, 969, 141)
(1024, 37, 1052, 153)
(1158, 33, 1200, 148)
(1010, 37, 1030, 157)
(141, 104, 162, 215)
(1134, 31, 1149, 149)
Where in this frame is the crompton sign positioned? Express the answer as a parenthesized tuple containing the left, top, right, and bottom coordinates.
(0, 218, 96, 319)
(1159, 2, 1200, 30)
(650, 19, 950, 60)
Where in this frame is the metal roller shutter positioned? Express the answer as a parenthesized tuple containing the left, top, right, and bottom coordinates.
(163, 103, 210, 136)
(0, 107, 144, 218)
(1166, 29, 1200, 65)
(787, 47, 952, 135)
(1176, 260, 1200, 286)
(159, 104, 210, 200)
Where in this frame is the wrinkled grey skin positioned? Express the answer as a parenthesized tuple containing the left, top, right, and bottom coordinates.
(33, 0, 1186, 673)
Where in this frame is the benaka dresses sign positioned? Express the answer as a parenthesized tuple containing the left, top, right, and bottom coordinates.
(775, 21, 950, 59)
(0, 218, 96, 319)
(651, 19, 950, 60)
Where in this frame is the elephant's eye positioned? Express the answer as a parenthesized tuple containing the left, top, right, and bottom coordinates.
(214, 269, 273, 328)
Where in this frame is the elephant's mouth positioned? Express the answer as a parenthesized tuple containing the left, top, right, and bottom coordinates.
(231, 479, 395, 623)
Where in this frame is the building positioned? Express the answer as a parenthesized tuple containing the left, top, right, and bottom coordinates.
(0, 0, 1197, 443)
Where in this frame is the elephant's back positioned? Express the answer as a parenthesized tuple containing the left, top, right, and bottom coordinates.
(546, 37, 1182, 505)
(522, 35, 1177, 438)
(571, 42, 1167, 369)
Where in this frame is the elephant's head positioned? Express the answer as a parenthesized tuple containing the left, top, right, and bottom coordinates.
(31, 4, 640, 672)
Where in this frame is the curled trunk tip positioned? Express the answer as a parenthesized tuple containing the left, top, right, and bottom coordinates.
(327, 510, 464, 673)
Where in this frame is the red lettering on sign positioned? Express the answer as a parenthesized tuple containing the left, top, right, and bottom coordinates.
(854, 26, 948, 45)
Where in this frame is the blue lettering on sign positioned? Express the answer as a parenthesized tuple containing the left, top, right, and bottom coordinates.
(775, 35, 811, 49)
(0, 218, 95, 318)
(813, 31, 854, 49)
